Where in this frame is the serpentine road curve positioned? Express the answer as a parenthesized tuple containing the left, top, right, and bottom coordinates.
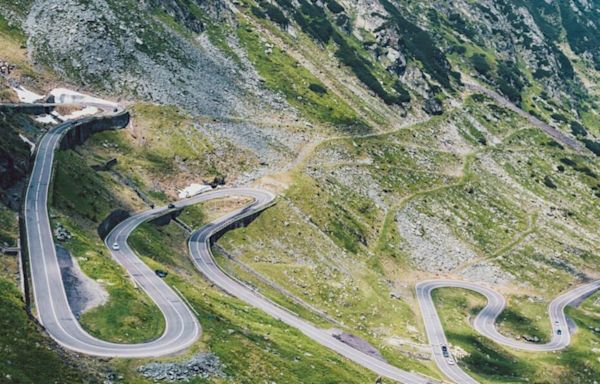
(21, 101, 600, 381)
(416, 279, 600, 384)
(186, 194, 600, 383)
(24, 106, 200, 357)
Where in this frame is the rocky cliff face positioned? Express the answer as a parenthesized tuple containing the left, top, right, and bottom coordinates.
(0, 111, 33, 208)
(7, 0, 598, 128)
(24, 0, 263, 118)
(345, 0, 592, 109)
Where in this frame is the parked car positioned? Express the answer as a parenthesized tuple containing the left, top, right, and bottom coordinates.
(155, 269, 168, 278)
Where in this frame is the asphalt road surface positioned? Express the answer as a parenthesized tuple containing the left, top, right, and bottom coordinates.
(19, 99, 600, 381)
(24, 106, 200, 357)
(186, 188, 440, 384)
(416, 279, 600, 383)
(186, 193, 599, 383)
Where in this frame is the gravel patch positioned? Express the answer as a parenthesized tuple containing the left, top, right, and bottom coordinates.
(137, 353, 224, 382)
(460, 261, 514, 285)
(56, 245, 108, 316)
(332, 330, 386, 362)
(396, 205, 479, 272)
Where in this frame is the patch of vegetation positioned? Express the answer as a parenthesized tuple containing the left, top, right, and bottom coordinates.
(334, 35, 410, 104)
(0, 277, 98, 383)
(269, 0, 411, 105)
(558, 0, 600, 69)
(582, 139, 600, 156)
(53, 151, 119, 222)
(0, 205, 17, 246)
(86, 103, 253, 199)
(0, 12, 26, 44)
(543, 175, 557, 189)
(496, 60, 526, 103)
(496, 304, 549, 343)
(308, 82, 327, 95)
(570, 121, 588, 137)
(52, 150, 165, 343)
(471, 53, 492, 76)
(237, 24, 368, 132)
(325, 0, 344, 14)
(379, 0, 452, 89)
(448, 12, 478, 40)
(257, 0, 289, 28)
(178, 204, 207, 229)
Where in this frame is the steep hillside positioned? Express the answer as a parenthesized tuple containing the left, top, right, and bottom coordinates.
(1, 0, 600, 383)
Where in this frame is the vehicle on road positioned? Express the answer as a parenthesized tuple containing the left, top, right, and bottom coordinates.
(112, 242, 120, 250)
(447, 358, 455, 365)
(441, 345, 449, 357)
(557, 329, 562, 335)
(168, 203, 176, 209)
(155, 269, 168, 278)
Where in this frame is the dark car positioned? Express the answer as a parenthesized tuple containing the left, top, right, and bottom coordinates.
(155, 269, 168, 278)
(557, 329, 562, 335)
(441, 345, 449, 357)
(168, 203, 176, 209)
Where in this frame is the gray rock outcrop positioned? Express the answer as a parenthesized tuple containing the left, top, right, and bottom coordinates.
(137, 353, 224, 382)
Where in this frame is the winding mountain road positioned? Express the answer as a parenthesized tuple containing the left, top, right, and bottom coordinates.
(17, 98, 600, 381)
(24, 105, 200, 357)
(184, 194, 600, 383)
(416, 280, 600, 384)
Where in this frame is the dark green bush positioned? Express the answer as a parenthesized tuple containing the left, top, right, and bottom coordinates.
(551, 113, 569, 123)
(275, 0, 293, 8)
(543, 175, 557, 189)
(570, 121, 588, 137)
(471, 54, 491, 76)
(251, 6, 266, 19)
(560, 157, 577, 167)
(448, 13, 477, 39)
(545, 140, 564, 149)
(325, 0, 344, 14)
(574, 165, 597, 178)
(258, 1, 289, 28)
(450, 45, 467, 54)
(583, 139, 600, 156)
(308, 83, 328, 95)
(497, 60, 525, 103)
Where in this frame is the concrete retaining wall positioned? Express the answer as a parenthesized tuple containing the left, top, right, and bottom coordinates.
(0, 103, 55, 115)
(150, 209, 183, 227)
(59, 111, 130, 150)
(209, 206, 270, 246)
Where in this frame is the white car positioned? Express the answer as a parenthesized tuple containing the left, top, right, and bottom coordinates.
(447, 358, 455, 365)
(112, 242, 120, 251)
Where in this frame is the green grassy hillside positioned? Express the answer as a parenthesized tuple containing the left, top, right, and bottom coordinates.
(1, 0, 600, 383)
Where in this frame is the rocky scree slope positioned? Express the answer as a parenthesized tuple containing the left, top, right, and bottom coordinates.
(24, 0, 284, 119)
(9, 0, 600, 152)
